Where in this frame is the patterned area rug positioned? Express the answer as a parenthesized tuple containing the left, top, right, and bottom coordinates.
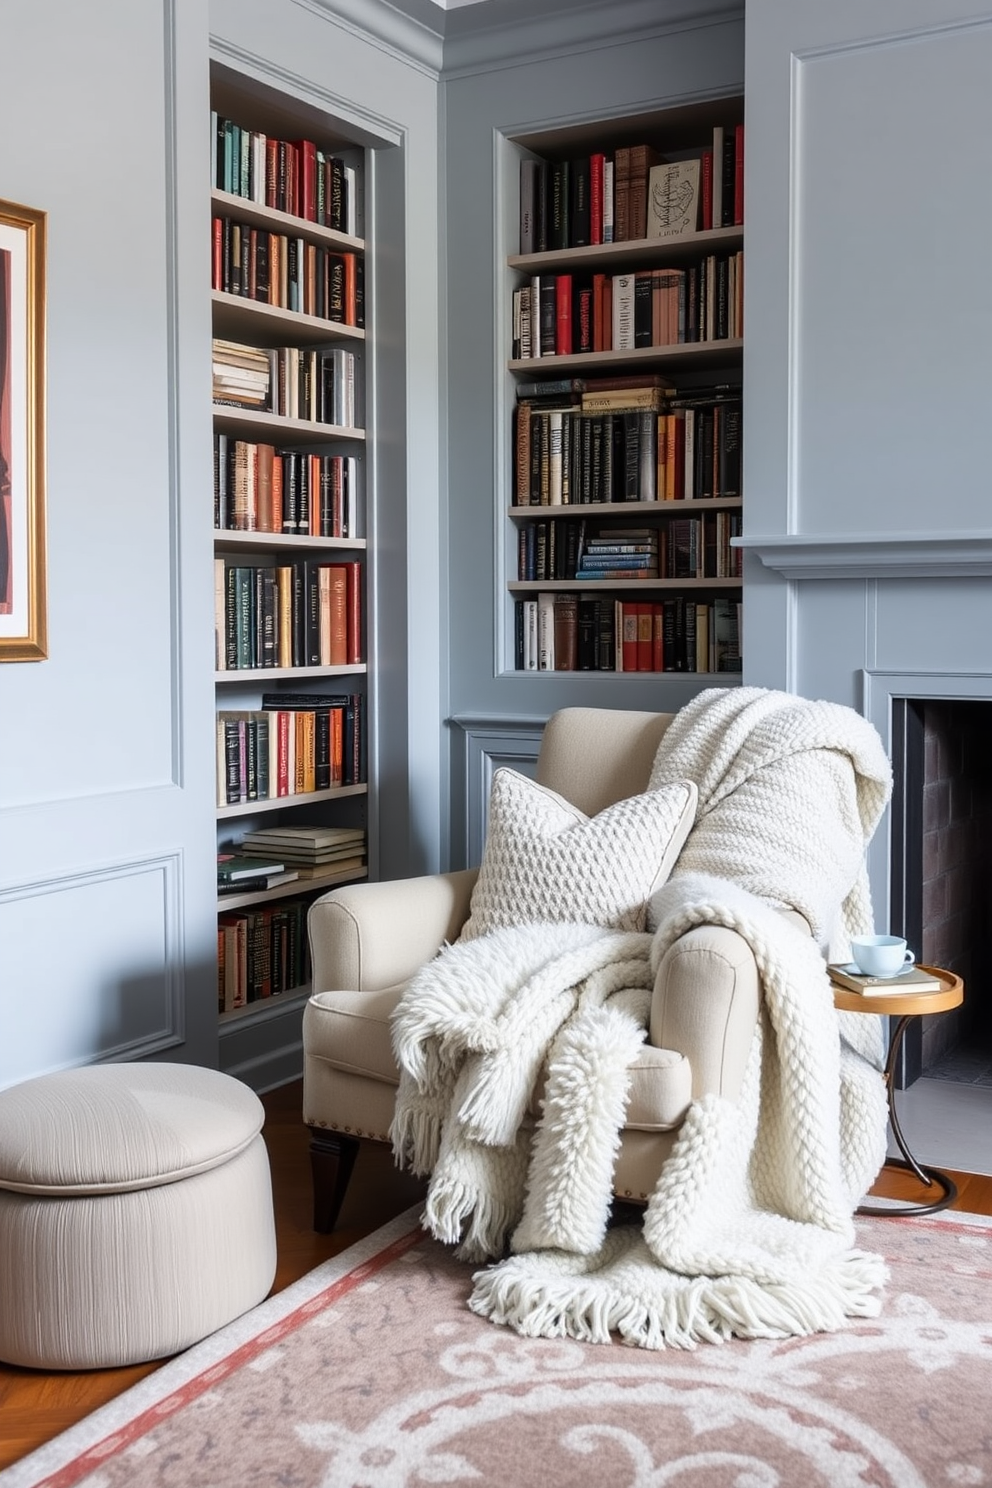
(3, 1207, 991, 1488)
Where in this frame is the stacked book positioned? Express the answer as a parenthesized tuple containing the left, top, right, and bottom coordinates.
(575, 527, 659, 581)
(212, 340, 271, 410)
(238, 824, 367, 880)
(217, 852, 299, 895)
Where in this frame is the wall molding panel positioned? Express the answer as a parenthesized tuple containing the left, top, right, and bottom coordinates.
(0, 853, 185, 1088)
(449, 714, 546, 866)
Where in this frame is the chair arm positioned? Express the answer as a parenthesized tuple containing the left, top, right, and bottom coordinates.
(650, 909, 811, 1104)
(308, 868, 479, 994)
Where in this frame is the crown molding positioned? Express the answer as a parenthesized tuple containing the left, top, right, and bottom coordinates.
(440, 0, 743, 76)
(738, 533, 992, 580)
(291, 0, 445, 77)
(293, 0, 742, 80)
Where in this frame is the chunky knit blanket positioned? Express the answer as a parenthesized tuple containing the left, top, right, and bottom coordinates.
(392, 688, 894, 1347)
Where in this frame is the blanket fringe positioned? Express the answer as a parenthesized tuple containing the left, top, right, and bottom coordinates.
(424, 1177, 519, 1264)
(469, 1236, 888, 1350)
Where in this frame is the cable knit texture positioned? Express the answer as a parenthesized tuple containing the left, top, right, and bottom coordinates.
(458, 770, 696, 942)
(394, 688, 894, 1348)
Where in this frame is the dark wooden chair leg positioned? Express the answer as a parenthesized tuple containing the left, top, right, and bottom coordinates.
(308, 1127, 360, 1233)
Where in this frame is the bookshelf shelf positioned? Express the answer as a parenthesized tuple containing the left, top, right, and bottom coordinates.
(211, 67, 373, 1026)
(217, 985, 311, 1028)
(508, 341, 742, 377)
(214, 530, 366, 554)
(211, 189, 364, 252)
(216, 782, 368, 823)
(509, 578, 741, 594)
(211, 291, 365, 348)
(216, 865, 368, 913)
(215, 664, 367, 682)
(212, 405, 365, 444)
(507, 497, 742, 520)
(507, 225, 743, 276)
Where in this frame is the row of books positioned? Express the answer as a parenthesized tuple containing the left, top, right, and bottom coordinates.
(213, 340, 358, 429)
(515, 593, 741, 673)
(214, 559, 362, 672)
(211, 111, 359, 234)
(217, 898, 312, 1013)
(217, 693, 367, 806)
(214, 436, 360, 539)
(211, 217, 364, 326)
(513, 254, 742, 360)
(514, 390, 742, 506)
(517, 515, 742, 583)
(518, 125, 743, 253)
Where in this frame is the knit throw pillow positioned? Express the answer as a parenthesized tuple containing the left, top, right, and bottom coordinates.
(459, 769, 698, 943)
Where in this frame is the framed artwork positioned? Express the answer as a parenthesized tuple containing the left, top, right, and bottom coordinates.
(0, 196, 46, 660)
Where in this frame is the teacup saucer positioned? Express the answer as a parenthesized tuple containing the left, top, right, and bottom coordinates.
(839, 961, 916, 979)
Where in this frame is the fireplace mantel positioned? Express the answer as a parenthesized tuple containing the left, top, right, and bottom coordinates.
(735, 533, 992, 580)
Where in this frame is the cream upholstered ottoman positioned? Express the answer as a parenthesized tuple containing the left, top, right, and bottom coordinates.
(0, 1062, 277, 1370)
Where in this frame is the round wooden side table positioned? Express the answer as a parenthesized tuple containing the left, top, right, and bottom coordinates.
(832, 965, 964, 1217)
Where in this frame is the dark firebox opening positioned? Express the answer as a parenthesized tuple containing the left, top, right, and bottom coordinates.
(889, 698, 992, 1088)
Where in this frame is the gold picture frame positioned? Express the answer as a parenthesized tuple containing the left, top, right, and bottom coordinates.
(0, 196, 46, 660)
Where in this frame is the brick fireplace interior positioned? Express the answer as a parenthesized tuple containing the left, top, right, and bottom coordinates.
(890, 698, 992, 1086)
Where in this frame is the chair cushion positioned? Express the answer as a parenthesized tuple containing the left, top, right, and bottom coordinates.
(459, 768, 697, 942)
(0, 1063, 264, 1197)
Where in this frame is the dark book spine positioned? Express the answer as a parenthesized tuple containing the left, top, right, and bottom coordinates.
(314, 707, 331, 791)
(721, 134, 736, 228)
(623, 412, 640, 501)
(549, 161, 570, 251)
(577, 597, 597, 670)
(570, 157, 590, 248)
(539, 277, 557, 357)
(535, 160, 549, 253)
(633, 272, 653, 348)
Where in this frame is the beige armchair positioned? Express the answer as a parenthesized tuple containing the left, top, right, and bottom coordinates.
(303, 706, 803, 1233)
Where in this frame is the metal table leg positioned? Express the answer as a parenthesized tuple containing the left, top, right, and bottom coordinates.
(856, 1014, 958, 1218)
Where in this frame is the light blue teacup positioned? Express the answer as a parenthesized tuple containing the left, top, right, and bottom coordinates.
(850, 934, 914, 978)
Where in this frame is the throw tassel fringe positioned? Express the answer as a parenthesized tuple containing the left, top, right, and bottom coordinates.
(425, 1176, 519, 1263)
(469, 1232, 888, 1350)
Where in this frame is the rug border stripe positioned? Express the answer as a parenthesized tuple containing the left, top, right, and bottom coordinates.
(0, 1205, 425, 1488)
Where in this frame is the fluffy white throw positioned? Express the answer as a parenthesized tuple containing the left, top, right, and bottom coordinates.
(392, 687, 894, 1348)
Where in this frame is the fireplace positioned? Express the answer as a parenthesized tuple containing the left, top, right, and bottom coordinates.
(889, 697, 992, 1086)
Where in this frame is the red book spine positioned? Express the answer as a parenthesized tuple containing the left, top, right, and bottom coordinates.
(652, 604, 664, 671)
(701, 149, 714, 232)
(555, 274, 573, 356)
(589, 153, 605, 245)
(298, 139, 317, 222)
(734, 124, 745, 225)
(212, 217, 222, 290)
(265, 140, 278, 209)
(345, 560, 362, 665)
(592, 272, 606, 352)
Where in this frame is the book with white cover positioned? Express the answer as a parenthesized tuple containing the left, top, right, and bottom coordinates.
(647, 159, 701, 239)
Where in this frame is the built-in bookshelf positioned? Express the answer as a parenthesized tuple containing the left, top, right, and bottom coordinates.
(210, 64, 372, 1025)
(504, 99, 745, 677)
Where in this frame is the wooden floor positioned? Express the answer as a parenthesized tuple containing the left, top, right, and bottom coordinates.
(1, 1078, 990, 1473)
